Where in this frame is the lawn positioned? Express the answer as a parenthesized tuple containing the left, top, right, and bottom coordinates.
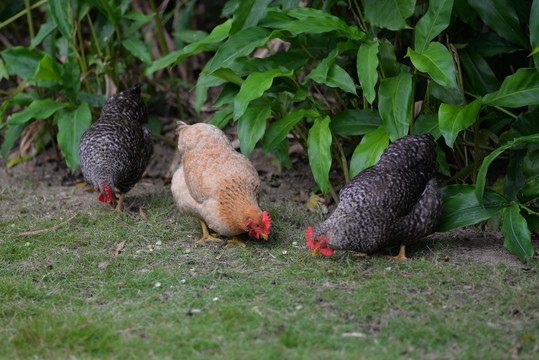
(0, 182, 537, 359)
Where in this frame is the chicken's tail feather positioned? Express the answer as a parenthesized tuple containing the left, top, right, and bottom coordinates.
(176, 121, 189, 136)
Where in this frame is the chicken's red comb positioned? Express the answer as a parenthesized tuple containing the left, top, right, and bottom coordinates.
(305, 226, 315, 250)
(262, 211, 272, 232)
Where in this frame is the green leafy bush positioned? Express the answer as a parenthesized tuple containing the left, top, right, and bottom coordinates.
(0, 0, 162, 169)
(146, 0, 538, 262)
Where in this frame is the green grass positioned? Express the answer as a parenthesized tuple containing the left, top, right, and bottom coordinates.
(0, 183, 537, 359)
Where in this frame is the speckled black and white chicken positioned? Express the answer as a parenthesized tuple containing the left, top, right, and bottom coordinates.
(305, 134, 444, 260)
(79, 84, 153, 211)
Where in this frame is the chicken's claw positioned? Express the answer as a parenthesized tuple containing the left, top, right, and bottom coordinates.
(196, 220, 222, 244)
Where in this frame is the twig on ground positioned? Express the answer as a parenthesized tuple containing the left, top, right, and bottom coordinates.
(15, 213, 78, 238)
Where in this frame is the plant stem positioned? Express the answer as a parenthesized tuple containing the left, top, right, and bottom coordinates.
(328, 181, 339, 205)
(353, 0, 368, 32)
(73, 6, 91, 93)
(149, 0, 170, 56)
(332, 132, 350, 183)
(86, 14, 103, 58)
(410, 69, 417, 133)
(24, 0, 34, 40)
(0, 0, 46, 31)
(472, 114, 480, 183)
(152, 131, 177, 147)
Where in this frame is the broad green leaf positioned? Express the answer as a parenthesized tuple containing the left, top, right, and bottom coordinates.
(209, 67, 244, 86)
(476, 133, 539, 205)
(459, 48, 500, 95)
(429, 81, 464, 105)
(1, 124, 27, 160)
(308, 116, 333, 194)
(282, 8, 366, 40)
(31, 54, 62, 83)
(79, 92, 106, 107)
(56, 103, 92, 170)
(470, 32, 521, 57)
(379, 41, 408, 78)
(1, 47, 45, 81)
(407, 42, 457, 88)
(517, 177, 539, 204)
(304, 47, 339, 84)
(195, 72, 227, 113)
(262, 109, 308, 153)
(483, 68, 539, 107)
(438, 98, 482, 147)
(303, 42, 356, 86)
(213, 83, 240, 107)
(349, 126, 389, 178)
(378, 73, 413, 141)
(0, 58, 6, 80)
(504, 150, 526, 200)
(271, 137, 291, 169)
(414, 0, 454, 54)
(230, 0, 273, 34)
(522, 209, 539, 234)
(122, 38, 152, 64)
(48, 0, 73, 40)
(453, 0, 478, 28)
(206, 27, 273, 74)
(144, 19, 232, 75)
(237, 101, 271, 157)
(209, 104, 234, 130)
(412, 114, 441, 140)
(357, 42, 379, 104)
(364, 0, 415, 30)
(523, 148, 539, 179)
(467, 0, 528, 48)
(436, 145, 451, 176)
(502, 203, 534, 262)
(437, 184, 508, 232)
(330, 109, 382, 136)
(63, 52, 81, 104)
(30, 21, 56, 49)
(234, 69, 293, 120)
(531, 0, 539, 71)
(7, 99, 69, 126)
(325, 64, 357, 95)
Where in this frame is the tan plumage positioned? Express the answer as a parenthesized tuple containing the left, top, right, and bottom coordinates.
(171, 122, 271, 245)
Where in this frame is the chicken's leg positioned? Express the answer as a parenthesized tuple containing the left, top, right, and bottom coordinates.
(114, 193, 126, 213)
(225, 236, 246, 248)
(391, 244, 407, 261)
(196, 220, 222, 244)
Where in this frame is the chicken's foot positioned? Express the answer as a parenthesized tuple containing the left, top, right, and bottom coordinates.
(196, 220, 222, 244)
(390, 244, 407, 261)
(225, 236, 246, 248)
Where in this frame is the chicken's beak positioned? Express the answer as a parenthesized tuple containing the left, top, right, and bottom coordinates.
(311, 247, 320, 257)
(261, 233, 268, 240)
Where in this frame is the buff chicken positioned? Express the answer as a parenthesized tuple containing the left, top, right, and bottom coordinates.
(306, 133, 444, 260)
(79, 84, 153, 211)
(171, 122, 271, 247)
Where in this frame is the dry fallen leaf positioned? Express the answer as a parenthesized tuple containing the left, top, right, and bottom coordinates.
(306, 193, 321, 209)
(75, 182, 88, 189)
(98, 261, 110, 270)
(109, 239, 126, 256)
(139, 207, 147, 220)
